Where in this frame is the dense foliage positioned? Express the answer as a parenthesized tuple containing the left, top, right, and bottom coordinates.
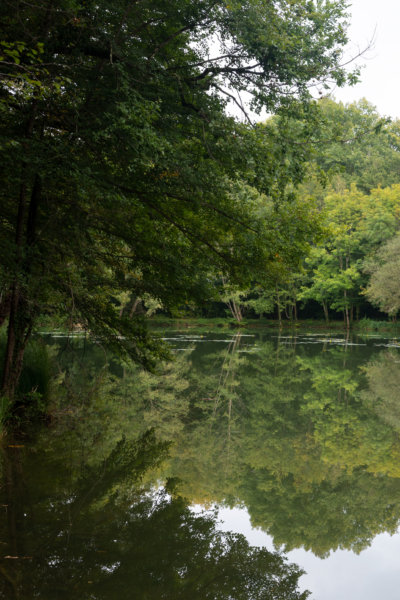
(219, 100, 400, 324)
(0, 0, 355, 399)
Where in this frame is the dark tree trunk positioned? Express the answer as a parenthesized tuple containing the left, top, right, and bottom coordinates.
(1, 102, 40, 401)
(0, 292, 12, 328)
(2, 179, 29, 399)
(2, 288, 19, 399)
(1, 292, 33, 400)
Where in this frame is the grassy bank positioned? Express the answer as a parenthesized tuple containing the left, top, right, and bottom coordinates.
(149, 316, 400, 334)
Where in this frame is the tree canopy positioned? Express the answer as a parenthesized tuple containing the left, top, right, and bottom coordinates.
(0, 0, 355, 398)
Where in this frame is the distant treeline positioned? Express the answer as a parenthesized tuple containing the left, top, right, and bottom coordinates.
(136, 99, 400, 326)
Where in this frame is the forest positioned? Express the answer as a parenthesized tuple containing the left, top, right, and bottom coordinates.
(0, 0, 359, 402)
(0, 0, 399, 401)
(3, 3, 400, 599)
(216, 98, 400, 327)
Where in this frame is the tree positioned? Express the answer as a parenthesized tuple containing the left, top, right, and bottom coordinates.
(292, 99, 400, 323)
(364, 233, 400, 317)
(0, 0, 355, 400)
(298, 98, 400, 195)
(299, 185, 400, 323)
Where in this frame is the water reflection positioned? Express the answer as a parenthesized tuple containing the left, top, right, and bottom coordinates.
(91, 330, 400, 558)
(3, 330, 400, 596)
(0, 429, 307, 599)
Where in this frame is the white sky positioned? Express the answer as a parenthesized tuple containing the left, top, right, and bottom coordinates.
(334, 0, 400, 119)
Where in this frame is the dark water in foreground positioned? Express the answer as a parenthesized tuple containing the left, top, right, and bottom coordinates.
(2, 329, 400, 599)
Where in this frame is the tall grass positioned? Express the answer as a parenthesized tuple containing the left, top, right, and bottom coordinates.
(0, 330, 52, 424)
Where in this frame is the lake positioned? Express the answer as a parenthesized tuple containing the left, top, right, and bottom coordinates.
(2, 328, 400, 599)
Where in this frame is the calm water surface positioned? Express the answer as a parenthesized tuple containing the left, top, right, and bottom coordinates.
(2, 329, 400, 599)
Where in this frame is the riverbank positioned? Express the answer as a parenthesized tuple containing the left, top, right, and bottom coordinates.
(149, 316, 400, 334)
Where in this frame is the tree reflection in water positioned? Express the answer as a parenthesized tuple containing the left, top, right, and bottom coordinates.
(5, 330, 400, 595)
(0, 428, 308, 599)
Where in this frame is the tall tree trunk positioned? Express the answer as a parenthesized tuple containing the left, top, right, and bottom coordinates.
(1, 102, 39, 401)
(129, 297, 141, 318)
(2, 12, 50, 401)
(322, 300, 329, 324)
(0, 292, 11, 328)
(344, 290, 350, 329)
(2, 294, 33, 400)
(2, 179, 29, 399)
(226, 299, 242, 323)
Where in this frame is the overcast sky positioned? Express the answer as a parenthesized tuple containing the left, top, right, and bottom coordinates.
(335, 0, 400, 118)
